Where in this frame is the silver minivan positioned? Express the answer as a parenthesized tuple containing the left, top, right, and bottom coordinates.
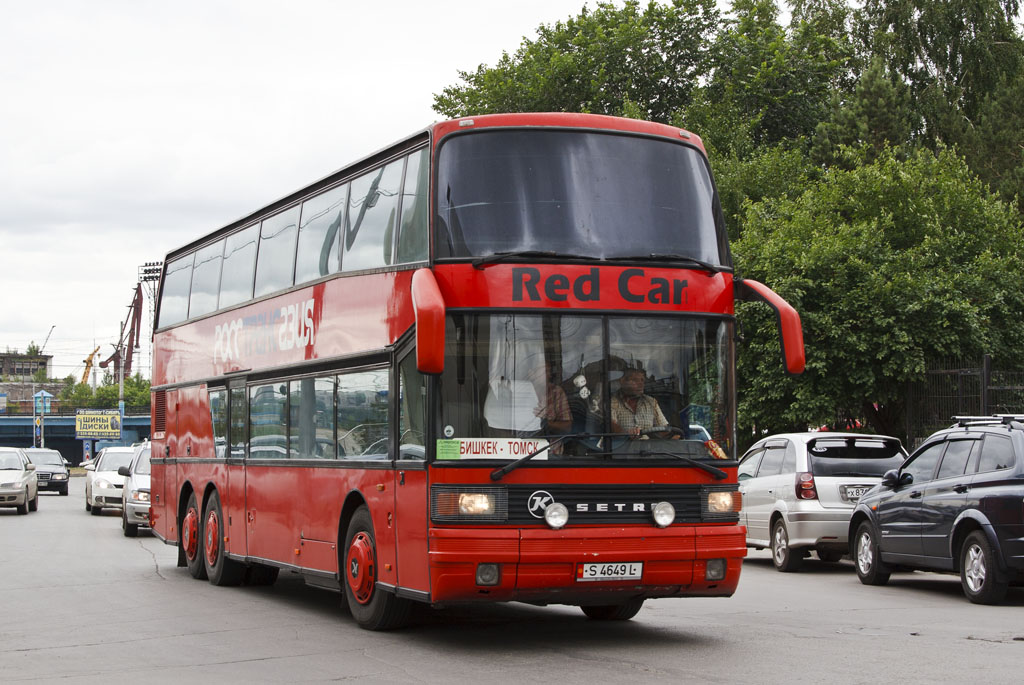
(738, 432, 906, 571)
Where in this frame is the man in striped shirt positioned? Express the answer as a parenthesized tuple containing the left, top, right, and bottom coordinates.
(611, 368, 675, 440)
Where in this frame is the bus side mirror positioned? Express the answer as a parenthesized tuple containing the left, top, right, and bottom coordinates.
(735, 278, 805, 375)
(411, 268, 446, 375)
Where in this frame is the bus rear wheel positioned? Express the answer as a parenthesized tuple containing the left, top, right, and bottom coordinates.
(204, 491, 245, 586)
(580, 598, 645, 621)
(181, 491, 207, 580)
(343, 506, 412, 631)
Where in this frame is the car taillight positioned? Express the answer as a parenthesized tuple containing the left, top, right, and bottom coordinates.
(796, 472, 818, 500)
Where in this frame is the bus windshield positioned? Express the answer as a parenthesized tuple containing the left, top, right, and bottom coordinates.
(435, 130, 725, 264)
(437, 313, 735, 462)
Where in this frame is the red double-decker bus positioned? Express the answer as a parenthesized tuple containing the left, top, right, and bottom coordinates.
(150, 112, 804, 630)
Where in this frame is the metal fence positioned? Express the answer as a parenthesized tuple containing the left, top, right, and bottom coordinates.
(906, 356, 1024, 448)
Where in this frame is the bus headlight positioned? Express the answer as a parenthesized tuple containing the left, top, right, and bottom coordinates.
(431, 487, 507, 522)
(458, 493, 494, 515)
(652, 501, 675, 528)
(543, 502, 569, 529)
(706, 490, 737, 514)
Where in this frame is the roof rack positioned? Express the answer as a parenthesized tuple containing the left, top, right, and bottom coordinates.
(952, 415, 1024, 427)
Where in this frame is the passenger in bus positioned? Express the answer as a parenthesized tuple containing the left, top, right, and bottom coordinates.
(527, 361, 572, 453)
(610, 368, 677, 440)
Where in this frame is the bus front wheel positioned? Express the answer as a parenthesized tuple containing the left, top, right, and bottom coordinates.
(342, 506, 412, 631)
(580, 598, 644, 621)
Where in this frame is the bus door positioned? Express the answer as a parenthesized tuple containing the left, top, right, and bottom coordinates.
(225, 383, 248, 558)
(394, 350, 430, 596)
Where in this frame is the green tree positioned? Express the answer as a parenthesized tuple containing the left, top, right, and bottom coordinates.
(25, 342, 40, 356)
(32, 367, 48, 383)
(433, 0, 721, 123)
(734, 146, 1024, 443)
(961, 68, 1024, 208)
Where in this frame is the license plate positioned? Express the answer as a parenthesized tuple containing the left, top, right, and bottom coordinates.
(577, 562, 643, 582)
(845, 486, 869, 500)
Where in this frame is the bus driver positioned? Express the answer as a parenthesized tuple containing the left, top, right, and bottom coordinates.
(610, 368, 676, 440)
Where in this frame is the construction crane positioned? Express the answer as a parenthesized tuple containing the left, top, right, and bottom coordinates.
(81, 346, 101, 385)
(39, 325, 55, 354)
(100, 284, 144, 381)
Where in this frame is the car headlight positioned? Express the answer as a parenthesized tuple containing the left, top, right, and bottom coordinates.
(0, 481, 16, 488)
(96, 479, 112, 489)
(52, 473, 68, 480)
(131, 490, 151, 503)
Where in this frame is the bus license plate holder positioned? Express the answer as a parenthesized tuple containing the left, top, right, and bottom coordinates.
(576, 562, 643, 582)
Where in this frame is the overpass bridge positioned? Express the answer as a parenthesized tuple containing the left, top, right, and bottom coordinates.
(0, 414, 151, 465)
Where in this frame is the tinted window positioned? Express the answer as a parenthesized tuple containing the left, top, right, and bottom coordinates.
(219, 225, 259, 308)
(936, 438, 977, 479)
(435, 130, 722, 263)
(250, 383, 287, 459)
(26, 450, 63, 466)
(399, 353, 426, 460)
(343, 160, 404, 272)
(295, 184, 345, 284)
(290, 377, 335, 459)
(210, 389, 227, 458)
(902, 442, 945, 483)
(189, 240, 225, 318)
(396, 149, 429, 263)
(159, 255, 193, 327)
(738, 449, 764, 481)
(978, 434, 1015, 472)
(229, 387, 247, 458)
(807, 438, 906, 477)
(254, 206, 300, 297)
(757, 446, 786, 477)
(337, 370, 390, 460)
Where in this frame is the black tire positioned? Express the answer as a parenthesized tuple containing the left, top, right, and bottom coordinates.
(122, 508, 138, 537)
(181, 492, 208, 580)
(817, 549, 843, 563)
(60, 486, 68, 496)
(245, 564, 280, 586)
(854, 521, 891, 586)
(580, 598, 645, 621)
(343, 506, 412, 630)
(85, 499, 92, 512)
(16, 489, 29, 515)
(960, 531, 1009, 605)
(771, 519, 803, 572)
(29, 492, 38, 512)
(203, 491, 245, 586)
(90, 503, 103, 516)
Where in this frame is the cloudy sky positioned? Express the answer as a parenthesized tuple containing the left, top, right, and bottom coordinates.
(0, 0, 602, 382)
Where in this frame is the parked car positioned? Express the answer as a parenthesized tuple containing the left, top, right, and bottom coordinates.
(85, 446, 134, 515)
(850, 415, 1024, 604)
(118, 444, 151, 536)
(738, 432, 907, 571)
(0, 447, 39, 514)
(23, 447, 70, 496)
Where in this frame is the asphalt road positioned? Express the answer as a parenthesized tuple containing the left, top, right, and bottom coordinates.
(2, 477, 1022, 683)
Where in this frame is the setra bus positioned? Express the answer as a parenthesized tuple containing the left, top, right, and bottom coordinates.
(149, 112, 804, 630)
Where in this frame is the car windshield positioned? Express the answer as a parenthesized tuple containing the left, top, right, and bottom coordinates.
(97, 450, 134, 472)
(807, 438, 906, 477)
(437, 312, 735, 462)
(134, 449, 152, 475)
(26, 450, 63, 466)
(0, 451, 24, 469)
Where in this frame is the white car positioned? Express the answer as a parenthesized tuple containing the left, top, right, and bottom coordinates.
(0, 447, 39, 514)
(118, 445, 151, 536)
(738, 432, 907, 571)
(85, 446, 135, 515)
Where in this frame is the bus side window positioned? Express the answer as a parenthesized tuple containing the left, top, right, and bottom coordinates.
(295, 184, 346, 284)
(254, 206, 300, 298)
(337, 369, 390, 460)
(290, 377, 335, 459)
(229, 387, 247, 459)
(343, 160, 404, 272)
(398, 353, 426, 460)
(159, 254, 194, 327)
(219, 224, 259, 309)
(209, 389, 227, 458)
(396, 149, 429, 264)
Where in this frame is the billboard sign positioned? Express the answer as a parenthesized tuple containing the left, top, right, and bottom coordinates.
(75, 409, 122, 440)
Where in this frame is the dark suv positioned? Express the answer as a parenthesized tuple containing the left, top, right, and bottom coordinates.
(849, 415, 1024, 604)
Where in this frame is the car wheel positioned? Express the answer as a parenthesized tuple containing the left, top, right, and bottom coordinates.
(122, 508, 138, 537)
(854, 521, 891, 585)
(580, 598, 645, 621)
(17, 489, 29, 515)
(181, 491, 208, 580)
(960, 531, 1009, 605)
(203, 491, 245, 586)
(90, 502, 103, 515)
(29, 492, 38, 512)
(343, 506, 412, 630)
(60, 486, 68, 496)
(817, 549, 843, 563)
(771, 519, 803, 572)
(85, 499, 92, 512)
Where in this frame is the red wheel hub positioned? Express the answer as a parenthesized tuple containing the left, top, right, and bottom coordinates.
(205, 509, 221, 567)
(346, 531, 375, 605)
(182, 506, 200, 561)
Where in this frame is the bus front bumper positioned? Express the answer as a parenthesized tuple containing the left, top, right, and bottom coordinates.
(427, 524, 746, 605)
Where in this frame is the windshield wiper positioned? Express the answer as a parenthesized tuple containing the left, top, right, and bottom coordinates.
(472, 251, 584, 270)
(489, 432, 626, 481)
(606, 254, 721, 275)
(638, 451, 729, 480)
